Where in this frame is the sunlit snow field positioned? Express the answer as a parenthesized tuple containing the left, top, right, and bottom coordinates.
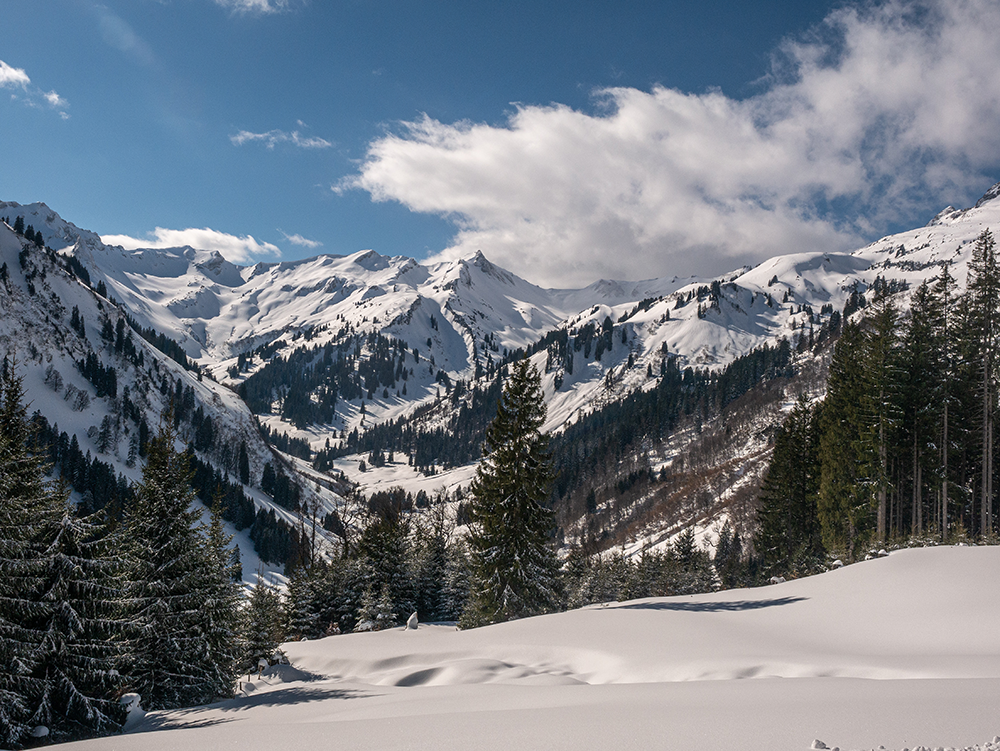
(64, 547, 1000, 751)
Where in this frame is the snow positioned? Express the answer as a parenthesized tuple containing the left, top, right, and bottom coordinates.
(58, 546, 1000, 751)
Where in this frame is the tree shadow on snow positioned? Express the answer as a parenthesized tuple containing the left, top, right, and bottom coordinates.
(610, 596, 807, 612)
(132, 687, 369, 732)
(223, 685, 370, 711)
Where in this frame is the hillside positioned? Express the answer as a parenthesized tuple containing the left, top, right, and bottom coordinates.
(4, 185, 1000, 567)
(55, 546, 1000, 751)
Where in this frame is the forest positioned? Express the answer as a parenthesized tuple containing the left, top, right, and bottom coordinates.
(756, 230, 1000, 577)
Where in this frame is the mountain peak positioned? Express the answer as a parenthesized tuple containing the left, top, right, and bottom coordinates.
(974, 181, 1000, 209)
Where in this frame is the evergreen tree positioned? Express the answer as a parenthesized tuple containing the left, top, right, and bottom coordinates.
(238, 440, 251, 486)
(409, 510, 449, 622)
(197, 495, 243, 700)
(240, 577, 284, 676)
(0, 359, 59, 746)
(859, 291, 903, 543)
(933, 262, 958, 540)
(964, 229, 1000, 537)
(713, 521, 744, 589)
(819, 322, 869, 558)
(22, 495, 128, 742)
(356, 512, 410, 624)
(755, 395, 823, 576)
(900, 280, 947, 537)
(123, 417, 232, 709)
(0, 362, 127, 744)
(461, 359, 560, 627)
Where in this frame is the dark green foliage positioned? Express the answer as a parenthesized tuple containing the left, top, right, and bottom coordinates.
(818, 322, 870, 557)
(123, 311, 195, 371)
(755, 396, 824, 577)
(0, 362, 127, 745)
(462, 359, 560, 627)
(240, 578, 284, 675)
(123, 419, 239, 709)
(78, 351, 117, 399)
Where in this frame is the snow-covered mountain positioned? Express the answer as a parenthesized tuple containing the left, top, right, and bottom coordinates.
(4, 184, 1000, 564)
(0, 207, 349, 584)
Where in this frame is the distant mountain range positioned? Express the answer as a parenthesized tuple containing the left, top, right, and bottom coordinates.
(3, 185, 999, 568)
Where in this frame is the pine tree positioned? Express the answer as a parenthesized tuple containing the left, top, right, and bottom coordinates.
(197, 494, 243, 701)
(123, 417, 232, 710)
(238, 440, 250, 486)
(933, 262, 958, 539)
(461, 359, 560, 627)
(0, 358, 57, 746)
(859, 290, 903, 544)
(0, 362, 127, 744)
(23, 495, 128, 742)
(965, 229, 1000, 537)
(755, 395, 823, 576)
(240, 577, 284, 676)
(818, 322, 869, 558)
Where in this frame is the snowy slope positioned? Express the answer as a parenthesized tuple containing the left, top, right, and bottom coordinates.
(6, 190, 1000, 448)
(59, 546, 1000, 751)
(0, 217, 346, 585)
(6, 188, 1000, 570)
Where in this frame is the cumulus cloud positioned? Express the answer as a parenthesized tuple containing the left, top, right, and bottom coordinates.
(344, 0, 1000, 287)
(279, 230, 322, 248)
(0, 60, 30, 88)
(102, 227, 281, 264)
(231, 128, 332, 149)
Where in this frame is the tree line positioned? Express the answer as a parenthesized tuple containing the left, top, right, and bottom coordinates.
(756, 230, 1000, 575)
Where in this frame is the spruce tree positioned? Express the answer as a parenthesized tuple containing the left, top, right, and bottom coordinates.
(932, 262, 958, 539)
(859, 290, 903, 544)
(0, 359, 56, 746)
(240, 577, 284, 676)
(23, 495, 128, 742)
(123, 418, 234, 709)
(965, 229, 999, 537)
(197, 495, 243, 701)
(756, 395, 823, 576)
(461, 359, 560, 627)
(0, 362, 127, 744)
(819, 322, 869, 558)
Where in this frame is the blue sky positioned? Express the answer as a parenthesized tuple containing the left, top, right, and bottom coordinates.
(3, 0, 1000, 287)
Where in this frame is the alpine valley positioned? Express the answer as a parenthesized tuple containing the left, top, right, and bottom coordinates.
(3, 186, 999, 577)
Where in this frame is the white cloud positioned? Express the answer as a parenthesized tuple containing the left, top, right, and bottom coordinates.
(344, 0, 1000, 287)
(102, 227, 282, 264)
(1, 60, 68, 117)
(0, 60, 30, 88)
(231, 128, 332, 150)
(214, 0, 292, 14)
(279, 230, 322, 249)
(43, 91, 67, 108)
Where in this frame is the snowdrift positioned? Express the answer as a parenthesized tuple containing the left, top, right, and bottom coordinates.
(62, 546, 1000, 751)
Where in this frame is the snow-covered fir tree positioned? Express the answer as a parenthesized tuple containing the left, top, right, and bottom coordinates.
(196, 495, 244, 700)
(0, 360, 127, 745)
(240, 576, 284, 676)
(0, 357, 56, 746)
(22, 490, 128, 742)
(123, 416, 238, 709)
